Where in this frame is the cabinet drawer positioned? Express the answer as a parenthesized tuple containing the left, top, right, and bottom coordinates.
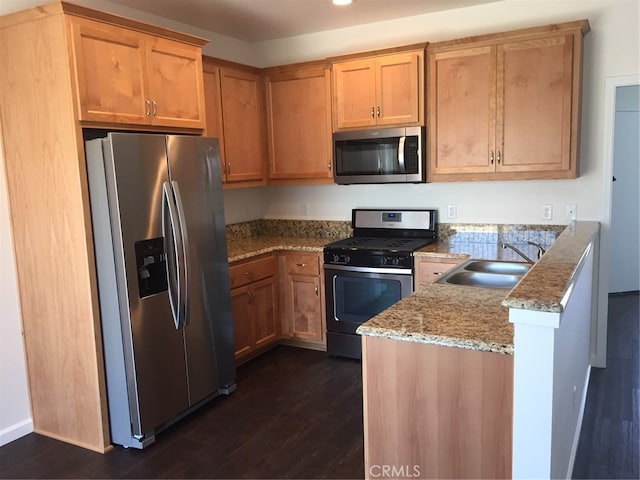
(284, 253, 320, 276)
(229, 255, 276, 289)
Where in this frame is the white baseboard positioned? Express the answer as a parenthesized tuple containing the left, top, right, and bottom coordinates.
(0, 418, 33, 447)
(567, 365, 592, 479)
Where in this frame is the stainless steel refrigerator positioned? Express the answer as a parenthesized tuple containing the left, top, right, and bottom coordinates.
(85, 133, 235, 449)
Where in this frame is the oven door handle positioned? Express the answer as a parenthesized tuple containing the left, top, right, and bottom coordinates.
(324, 264, 412, 275)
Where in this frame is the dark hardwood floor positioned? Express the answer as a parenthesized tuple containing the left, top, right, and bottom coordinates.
(1, 292, 637, 479)
(0, 346, 364, 479)
(574, 291, 640, 479)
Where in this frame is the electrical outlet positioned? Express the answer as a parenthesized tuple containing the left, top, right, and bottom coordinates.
(542, 204, 553, 220)
(566, 204, 577, 221)
(447, 204, 457, 219)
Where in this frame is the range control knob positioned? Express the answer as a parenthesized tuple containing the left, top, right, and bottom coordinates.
(385, 256, 401, 266)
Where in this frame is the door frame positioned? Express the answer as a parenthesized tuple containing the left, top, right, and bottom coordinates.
(595, 74, 640, 367)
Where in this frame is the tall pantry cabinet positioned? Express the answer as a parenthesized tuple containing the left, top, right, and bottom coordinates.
(0, 2, 207, 452)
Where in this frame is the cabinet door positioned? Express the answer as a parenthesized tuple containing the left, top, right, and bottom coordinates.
(376, 52, 422, 126)
(428, 46, 497, 176)
(251, 277, 278, 349)
(287, 275, 323, 342)
(414, 258, 462, 288)
(145, 38, 205, 129)
(202, 63, 226, 178)
(219, 67, 266, 183)
(333, 59, 377, 129)
(231, 287, 253, 360)
(69, 18, 148, 125)
(266, 67, 333, 180)
(497, 35, 574, 173)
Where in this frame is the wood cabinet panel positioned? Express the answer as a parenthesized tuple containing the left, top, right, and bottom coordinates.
(288, 275, 323, 342)
(145, 37, 205, 129)
(498, 35, 573, 173)
(229, 255, 278, 363)
(265, 64, 333, 182)
(362, 336, 513, 478)
(252, 278, 278, 349)
(69, 16, 205, 130)
(279, 252, 325, 348)
(332, 50, 424, 131)
(427, 21, 588, 182)
(333, 59, 377, 129)
(229, 255, 276, 289)
(414, 257, 464, 288)
(377, 52, 421, 126)
(231, 287, 253, 359)
(219, 67, 266, 183)
(429, 46, 496, 174)
(202, 58, 266, 187)
(70, 18, 148, 124)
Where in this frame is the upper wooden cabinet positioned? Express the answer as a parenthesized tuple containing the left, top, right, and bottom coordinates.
(68, 16, 206, 130)
(331, 47, 425, 131)
(427, 21, 589, 182)
(264, 62, 333, 184)
(202, 57, 267, 188)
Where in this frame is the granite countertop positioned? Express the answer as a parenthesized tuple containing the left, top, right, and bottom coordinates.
(227, 236, 329, 263)
(225, 219, 599, 356)
(357, 221, 600, 355)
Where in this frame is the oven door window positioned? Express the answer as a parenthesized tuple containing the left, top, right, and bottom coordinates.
(333, 275, 403, 323)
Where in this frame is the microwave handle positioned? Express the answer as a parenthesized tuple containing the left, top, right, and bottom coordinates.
(398, 136, 406, 173)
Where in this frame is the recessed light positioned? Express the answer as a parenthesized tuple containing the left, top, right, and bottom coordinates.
(332, 0, 353, 6)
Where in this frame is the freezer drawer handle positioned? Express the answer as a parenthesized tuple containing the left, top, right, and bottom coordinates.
(162, 182, 182, 330)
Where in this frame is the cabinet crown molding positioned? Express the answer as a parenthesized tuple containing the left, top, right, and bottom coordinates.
(0, 1, 209, 47)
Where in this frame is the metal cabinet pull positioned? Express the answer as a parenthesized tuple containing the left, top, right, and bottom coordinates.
(315, 286, 319, 296)
(145, 99, 151, 116)
(490, 151, 494, 165)
(152, 100, 157, 116)
(371, 106, 375, 118)
(376, 106, 381, 117)
(328, 163, 332, 171)
(296, 263, 306, 267)
(497, 150, 501, 164)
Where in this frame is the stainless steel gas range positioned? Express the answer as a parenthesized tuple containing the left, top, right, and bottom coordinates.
(323, 209, 438, 359)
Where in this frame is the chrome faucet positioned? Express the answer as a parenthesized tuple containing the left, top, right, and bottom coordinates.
(526, 241, 546, 260)
(502, 243, 535, 264)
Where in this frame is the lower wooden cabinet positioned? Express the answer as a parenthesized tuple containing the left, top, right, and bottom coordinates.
(279, 252, 326, 350)
(229, 255, 279, 363)
(414, 257, 465, 289)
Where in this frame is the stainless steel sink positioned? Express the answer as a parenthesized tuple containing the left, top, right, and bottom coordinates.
(439, 271, 521, 289)
(463, 260, 531, 276)
(435, 258, 531, 289)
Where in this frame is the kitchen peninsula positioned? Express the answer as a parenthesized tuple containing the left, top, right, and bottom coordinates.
(357, 221, 600, 479)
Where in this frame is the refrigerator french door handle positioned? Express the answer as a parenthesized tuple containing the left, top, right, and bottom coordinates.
(162, 182, 182, 330)
(171, 180, 190, 328)
(398, 136, 406, 173)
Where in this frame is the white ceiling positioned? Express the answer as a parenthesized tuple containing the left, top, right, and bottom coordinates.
(105, 0, 501, 42)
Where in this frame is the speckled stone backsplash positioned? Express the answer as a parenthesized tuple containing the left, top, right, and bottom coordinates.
(226, 219, 352, 241)
(437, 223, 566, 262)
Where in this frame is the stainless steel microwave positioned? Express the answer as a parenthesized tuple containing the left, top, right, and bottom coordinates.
(332, 126, 425, 184)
